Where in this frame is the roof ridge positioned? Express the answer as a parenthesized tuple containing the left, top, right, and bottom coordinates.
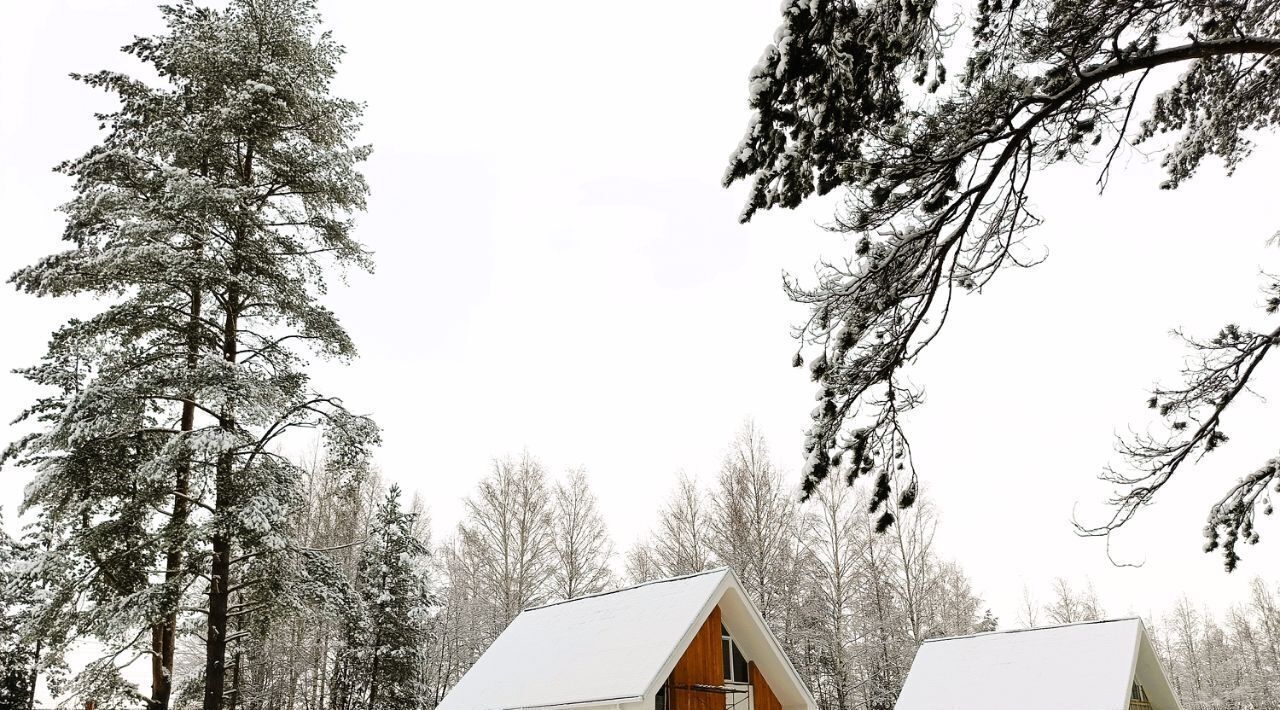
(522, 567, 730, 613)
(921, 616, 1143, 644)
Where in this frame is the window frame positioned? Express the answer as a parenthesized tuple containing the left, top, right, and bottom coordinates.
(721, 624, 750, 685)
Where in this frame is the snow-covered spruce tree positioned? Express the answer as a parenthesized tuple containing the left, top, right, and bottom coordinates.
(726, 0, 1280, 568)
(4, 1, 377, 708)
(550, 469, 615, 600)
(334, 485, 430, 710)
(0, 512, 36, 710)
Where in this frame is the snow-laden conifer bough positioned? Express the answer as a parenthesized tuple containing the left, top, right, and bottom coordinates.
(435, 568, 817, 710)
(724, 0, 1280, 570)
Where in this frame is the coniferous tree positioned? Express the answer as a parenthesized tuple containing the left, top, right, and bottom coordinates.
(4, 2, 377, 707)
(0, 513, 36, 710)
(975, 609, 999, 634)
(226, 453, 373, 710)
(334, 486, 430, 710)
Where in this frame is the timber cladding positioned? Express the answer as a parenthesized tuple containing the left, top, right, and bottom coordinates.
(671, 606, 723, 710)
(668, 605, 784, 710)
(749, 661, 781, 710)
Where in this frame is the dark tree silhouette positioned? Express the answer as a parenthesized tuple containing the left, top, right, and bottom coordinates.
(725, 0, 1280, 569)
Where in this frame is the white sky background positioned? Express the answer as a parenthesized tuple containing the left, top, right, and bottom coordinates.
(2, 0, 1279, 634)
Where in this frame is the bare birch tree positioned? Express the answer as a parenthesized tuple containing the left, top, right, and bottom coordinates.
(460, 452, 556, 629)
(550, 469, 615, 600)
(708, 422, 798, 621)
(623, 539, 661, 585)
(651, 474, 712, 577)
(802, 478, 861, 710)
(1043, 578, 1105, 625)
(1018, 586, 1040, 629)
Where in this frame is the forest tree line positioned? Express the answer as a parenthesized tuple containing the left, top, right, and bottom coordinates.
(9, 423, 1279, 710)
(5, 423, 983, 710)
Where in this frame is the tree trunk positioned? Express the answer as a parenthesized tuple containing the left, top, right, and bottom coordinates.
(204, 136, 250, 710)
(26, 639, 40, 710)
(203, 528, 231, 710)
(204, 298, 238, 710)
(228, 648, 242, 710)
(153, 283, 200, 710)
(367, 615, 382, 710)
(150, 626, 166, 710)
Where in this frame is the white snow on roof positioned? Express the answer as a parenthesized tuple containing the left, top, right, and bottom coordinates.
(895, 618, 1175, 710)
(436, 568, 730, 710)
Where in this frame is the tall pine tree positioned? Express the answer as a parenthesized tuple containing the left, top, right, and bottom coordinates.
(4, 2, 377, 708)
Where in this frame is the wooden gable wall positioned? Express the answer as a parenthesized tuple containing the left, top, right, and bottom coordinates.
(667, 605, 788, 710)
(749, 661, 781, 710)
(670, 605, 723, 710)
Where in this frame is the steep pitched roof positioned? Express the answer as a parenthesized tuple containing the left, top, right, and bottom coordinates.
(894, 618, 1182, 710)
(436, 568, 816, 710)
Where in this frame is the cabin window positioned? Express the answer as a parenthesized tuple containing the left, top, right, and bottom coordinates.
(1130, 681, 1151, 709)
(655, 677, 669, 710)
(721, 624, 749, 684)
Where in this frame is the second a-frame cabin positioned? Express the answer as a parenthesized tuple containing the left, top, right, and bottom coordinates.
(436, 568, 817, 710)
(894, 618, 1182, 710)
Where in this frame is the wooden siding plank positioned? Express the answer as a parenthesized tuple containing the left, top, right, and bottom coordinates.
(750, 660, 782, 710)
(670, 606, 723, 710)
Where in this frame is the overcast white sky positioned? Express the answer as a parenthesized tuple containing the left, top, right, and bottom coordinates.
(2, 0, 1279, 630)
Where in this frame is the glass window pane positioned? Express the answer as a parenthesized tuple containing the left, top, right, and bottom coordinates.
(722, 639, 731, 680)
(732, 642, 748, 683)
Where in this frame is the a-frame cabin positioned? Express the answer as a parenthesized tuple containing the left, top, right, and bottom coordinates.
(436, 568, 817, 710)
(894, 618, 1183, 710)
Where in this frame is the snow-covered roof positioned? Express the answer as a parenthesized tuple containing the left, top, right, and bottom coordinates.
(436, 568, 816, 710)
(894, 618, 1182, 710)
